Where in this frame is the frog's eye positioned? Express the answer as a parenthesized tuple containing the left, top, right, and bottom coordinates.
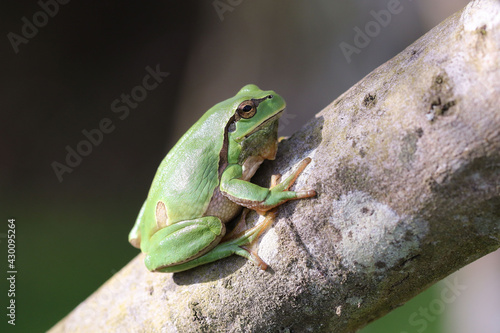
(237, 100, 257, 119)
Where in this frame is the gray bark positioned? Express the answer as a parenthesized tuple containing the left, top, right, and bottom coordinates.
(50, 0, 500, 332)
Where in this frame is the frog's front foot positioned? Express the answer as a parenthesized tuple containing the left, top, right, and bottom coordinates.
(255, 157, 316, 215)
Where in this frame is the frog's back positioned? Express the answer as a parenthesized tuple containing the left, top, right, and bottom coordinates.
(145, 102, 234, 224)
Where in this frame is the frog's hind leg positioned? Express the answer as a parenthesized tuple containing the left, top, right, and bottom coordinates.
(156, 210, 277, 273)
(145, 216, 225, 272)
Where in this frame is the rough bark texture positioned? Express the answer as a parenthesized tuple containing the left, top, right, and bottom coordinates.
(50, 1, 500, 332)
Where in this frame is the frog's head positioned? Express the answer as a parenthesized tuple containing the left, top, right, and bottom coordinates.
(229, 84, 286, 143)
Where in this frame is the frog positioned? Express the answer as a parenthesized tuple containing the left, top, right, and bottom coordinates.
(128, 84, 315, 273)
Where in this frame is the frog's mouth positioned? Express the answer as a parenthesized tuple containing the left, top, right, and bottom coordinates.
(242, 108, 284, 139)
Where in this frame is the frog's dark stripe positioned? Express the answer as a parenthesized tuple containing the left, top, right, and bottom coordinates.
(217, 114, 236, 178)
(217, 95, 276, 177)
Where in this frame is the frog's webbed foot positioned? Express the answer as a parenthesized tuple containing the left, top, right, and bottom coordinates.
(240, 246, 268, 270)
(235, 209, 277, 270)
(254, 157, 316, 215)
(220, 209, 277, 270)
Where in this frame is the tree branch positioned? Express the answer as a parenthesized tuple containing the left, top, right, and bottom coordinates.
(50, 1, 500, 331)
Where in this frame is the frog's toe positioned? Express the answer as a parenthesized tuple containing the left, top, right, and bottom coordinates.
(270, 173, 282, 188)
(296, 189, 316, 199)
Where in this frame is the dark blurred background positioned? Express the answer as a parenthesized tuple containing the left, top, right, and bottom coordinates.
(2, 1, 498, 332)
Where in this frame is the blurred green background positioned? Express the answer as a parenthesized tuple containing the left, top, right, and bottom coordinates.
(3, 1, 498, 332)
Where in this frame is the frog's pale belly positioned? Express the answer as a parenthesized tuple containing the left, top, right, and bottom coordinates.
(203, 188, 242, 223)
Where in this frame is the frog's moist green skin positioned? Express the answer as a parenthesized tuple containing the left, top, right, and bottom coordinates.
(128, 84, 315, 273)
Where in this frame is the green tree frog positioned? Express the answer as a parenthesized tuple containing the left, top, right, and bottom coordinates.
(129, 84, 315, 273)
